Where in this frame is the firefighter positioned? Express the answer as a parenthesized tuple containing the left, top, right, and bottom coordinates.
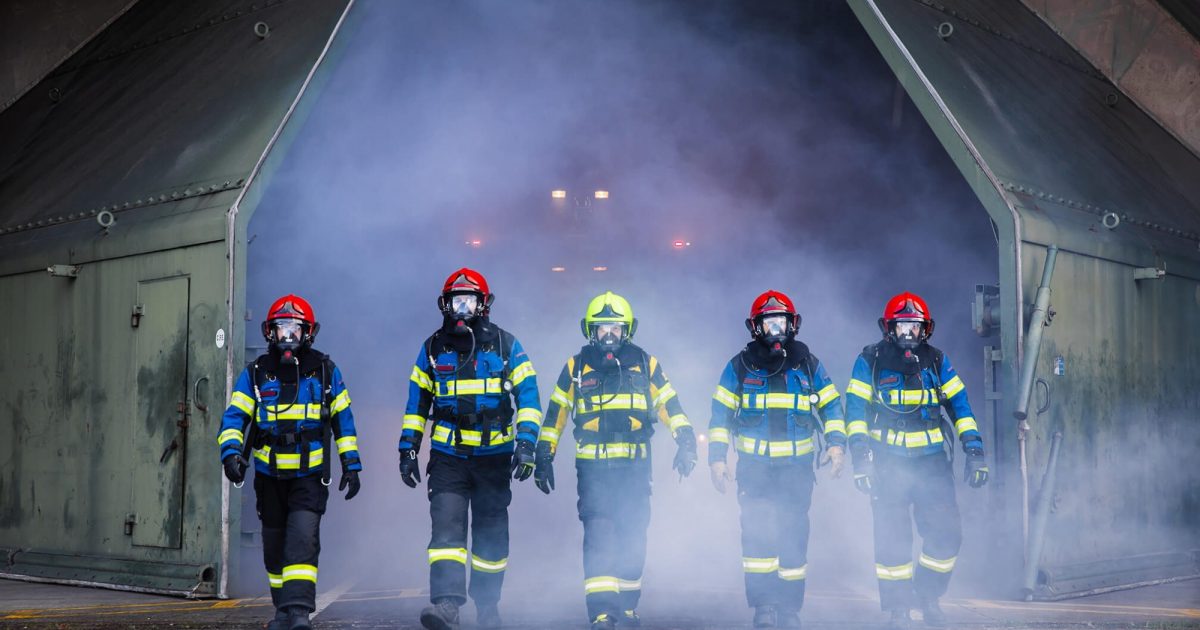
(845, 292, 988, 628)
(399, 268, 542, 630)
(534, 291, 697, 630)
(707, 290, 846, 629)
(218, 294, 362, 630)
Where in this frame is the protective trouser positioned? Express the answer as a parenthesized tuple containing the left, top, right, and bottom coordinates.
(870, 452, 962, 611)
(735, 458, 814, 610)
(426, 451, 512, 605)
(255, 474, 329, 612)
(576, 458, 652, 621)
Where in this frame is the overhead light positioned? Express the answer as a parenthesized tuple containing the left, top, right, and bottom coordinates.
(466, 239, 482, 247)
(551, 190, 567, 199)
(697, 433, 707, 443)
(593, 266, 608, 272)
(672, 240, 691, 249)
(551, 266, 566, 272)
(594, 190, 609, 199)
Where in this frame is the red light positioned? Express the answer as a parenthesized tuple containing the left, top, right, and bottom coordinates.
(593, 266, 608, 272)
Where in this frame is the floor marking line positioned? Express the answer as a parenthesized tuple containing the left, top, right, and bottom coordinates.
(313, 579, 354, 619)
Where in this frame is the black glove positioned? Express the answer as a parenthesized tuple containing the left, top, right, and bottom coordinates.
(852, 449, 875, 495)
(672, 427, 698, 478)
(222, 454, 247, 485)
(399, 448, 421, 488)
(511, 440, 536, 481)
(338, 469, 361, 500)
(965, 448, 989, 488)
(534, 442, 555, 495)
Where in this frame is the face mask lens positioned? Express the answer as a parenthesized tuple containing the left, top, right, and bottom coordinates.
(273, 319, 303, 344)
(761, 315, 788, 337)
(594, 323, 625, 346)
(895, 321, 922, 338)
(451, 294, 479, 316)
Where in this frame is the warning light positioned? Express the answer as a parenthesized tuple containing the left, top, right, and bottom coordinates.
(551, 190, 567, 199)
(672, 240, 691, 249)
(551, 266, 566, 272)
(593, 266, 608, 272)
(466, 239, 482, 247)
(594, 190, 609, 199)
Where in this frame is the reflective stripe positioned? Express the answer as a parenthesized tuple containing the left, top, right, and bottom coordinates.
(403, 414, 427, 433)
(428, 548, 468, 565)
(653, 384, 677, 408)
(741, 392, 811, 411)
(884, 389, 940, 406)
(584, 576, 621, 594)
(742, 557, 779, 574)
(713, 386, 739, 410)
(437, 378, 504, 397)
(846, 379, 873, 400)
(230, 391, 256, 415)
(708, 427, 731, 444)
(816, 383, 840, 406)
(735, 436, 813, 458)
(617, 578, 642, 591)
(471, 554, 508, 573)
(873, 429, 945, 448)
(539, 426, 561, 445)
(940, 375, 965, 399)
(581, 393, 647, 412)
(666, 414, 690, 432)
(330, 390, 351, 414)
(254, 446, 324, 469)
(823, 420, 846, 435)
(336, 435, 358, 454)
(918, 553, 957, 573)
(267, 572, 283, 588)
(218, 428, 244, 445)
(281, 564, 318, 583)
(509, 361, 536, 387)
(847, 420, 869, 436)
(431, 425, 515, 447)
(955, 416, 979, 435)
(516, 407, 543, 426)
(576, 443, 648, 460)
(551, 386, 574, 409)
(876, 562, 914, 580)
(778, 565, 807, 581)
(410, 366, 434, 393)
(263, 403, 322, 421)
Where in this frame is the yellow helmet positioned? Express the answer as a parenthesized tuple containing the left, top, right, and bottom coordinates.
(580, 291, 638, 341)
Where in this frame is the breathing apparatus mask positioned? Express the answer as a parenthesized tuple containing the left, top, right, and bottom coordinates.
(890, 320, 924, 365)
(589, 322, 626, 368)
(439, 291, 488, 336)
(267, 318, 308, 364)
(752, 314, 793, 359)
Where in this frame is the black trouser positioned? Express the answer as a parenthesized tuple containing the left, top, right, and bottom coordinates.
(255, 473, 329, 613)
(426, 451, 512, 606)
(870, 452, 962, 611)
(735, 457, 814, 611)
(576, 457, 652, 621)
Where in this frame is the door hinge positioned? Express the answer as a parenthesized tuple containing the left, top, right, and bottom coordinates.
(131, 304, 145, 328)
(124, 513, 136, 535)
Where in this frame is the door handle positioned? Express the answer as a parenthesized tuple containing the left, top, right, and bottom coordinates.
(194, 376, 210, 413)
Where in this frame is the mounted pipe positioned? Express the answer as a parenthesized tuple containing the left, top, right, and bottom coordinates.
(1014, 245, 1058, 421)
(1024, 431, 1064, 600)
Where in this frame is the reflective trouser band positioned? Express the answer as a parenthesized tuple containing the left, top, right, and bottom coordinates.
(471, 554, 508, 573)
(742, 557, 780, 574)
(584, 576, 621, 594)
(618, 578, 642, 591)
(428, 547, 469, 565)
(778, 565, 807, 581)
(281, 564, 317, 583)
(735, 437, 814, 457)
(267, 572, 283, 588)
(918, 553, 957, 573)
(876, 563, 914, 580)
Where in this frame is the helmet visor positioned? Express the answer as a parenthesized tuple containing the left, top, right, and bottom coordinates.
(272, 318, 305, 344)
(450, 294, 479, 317)
(594, 322, 626, 341)
(760, 314, 789, 337)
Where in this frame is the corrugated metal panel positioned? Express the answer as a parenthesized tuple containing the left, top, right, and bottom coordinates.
(850, 0, 1200, 598)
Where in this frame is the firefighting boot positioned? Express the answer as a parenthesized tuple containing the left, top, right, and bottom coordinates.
(753, 605, 778, 627)
(887, 608, 912, 629)
(476, 602, 501, 629)
(420, 598, 461, 630)
(919, 598, 947, 627)
(777, 607, 801, 628)
(286, 607, 312, 630)
(621, 609, 642, 626)
(266, 607, 290, 630)
(590, 613, 617, 630)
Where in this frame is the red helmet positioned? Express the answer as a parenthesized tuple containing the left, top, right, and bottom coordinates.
(260, 294, 320, 347)
(438, 267, 494, 318)
(878, 291, 935, 339)
(745, 290, 800, 338)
